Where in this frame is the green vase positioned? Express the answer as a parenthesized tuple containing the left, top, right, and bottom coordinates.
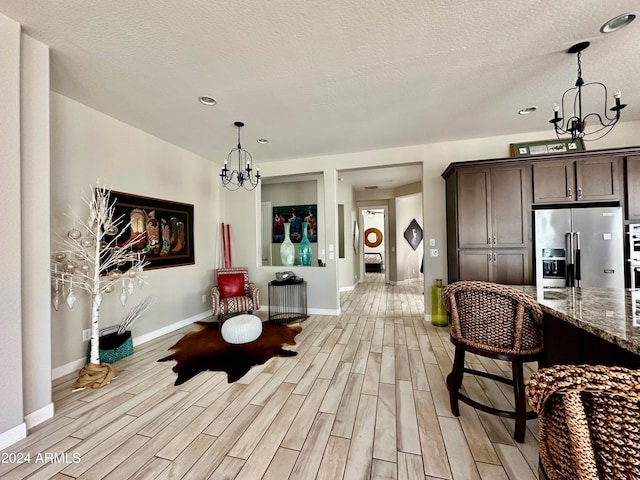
(298, 221, 313, 266)
(431, 279, 448, 326)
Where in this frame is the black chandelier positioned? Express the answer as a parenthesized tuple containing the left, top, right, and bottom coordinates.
(550, 41, 627, 141)
(220, 121, 260, 191)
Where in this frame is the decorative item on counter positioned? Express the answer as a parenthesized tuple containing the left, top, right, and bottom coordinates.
(298, 221, 313, 266)
(431, 279, 448, 327)
(51, 182, 149, 390)
(274, 271, 303, 284)
(280, 222, 295, 266)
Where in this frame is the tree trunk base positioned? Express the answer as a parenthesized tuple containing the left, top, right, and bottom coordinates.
(74, 362, 117, 390)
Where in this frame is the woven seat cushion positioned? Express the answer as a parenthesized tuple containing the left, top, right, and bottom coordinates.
(221, 314, 263, 344)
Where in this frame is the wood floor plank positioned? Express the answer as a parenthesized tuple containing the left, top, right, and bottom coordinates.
(398, 451, 425, 480)
(396, 380, 421, 455)
(373, 382, 397, 463)
(342, 393, 378, 480)
(371, 459, 398, 480)
(281, 378, 331, 450)
(315, 435, 350, 480)
(289, 412, 335, 479)
(331, 372, 365, 438)
(414, 390, 453, 479)
(262, 447, 299, 480)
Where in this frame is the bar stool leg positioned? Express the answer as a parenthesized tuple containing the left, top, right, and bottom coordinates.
(447, 346, 465, 417)
(512, 358, 527, 443)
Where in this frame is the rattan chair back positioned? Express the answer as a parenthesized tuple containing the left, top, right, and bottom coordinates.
(527, 364, 640, 480)
(442, 281, 543, 355)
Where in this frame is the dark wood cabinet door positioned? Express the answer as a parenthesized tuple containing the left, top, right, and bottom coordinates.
(458, 250, 491, 281)
(493, 250, 530, 284)
(457, 169, 490, 248)
(627, 156, 640, 220)
(491, 167, 529, 248)
(575, 157, 619, 202)
(532, 161, 575, 203)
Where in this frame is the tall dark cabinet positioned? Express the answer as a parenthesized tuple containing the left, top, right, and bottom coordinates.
(445, 163, 532, 284)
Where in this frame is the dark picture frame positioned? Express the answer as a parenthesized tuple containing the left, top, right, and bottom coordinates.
(509, 138, 585, 158)
(403, 219, 423, 251)
(272, 204, 317, 243)
(111, 191, 194, 269)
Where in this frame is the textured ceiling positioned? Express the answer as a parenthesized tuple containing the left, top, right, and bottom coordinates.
(2, 0, 639, 173)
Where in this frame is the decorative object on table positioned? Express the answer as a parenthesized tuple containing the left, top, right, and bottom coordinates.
(220, 314, 263, 344)
(442, 281, 543, 443)
(109, 190, 194, 269)
(211, 267, 260, 321)
(526, 364, 640, 480)
(549, 41, 627, 141)
(509, 138, 585, 158)
(297, 221, 313, 266)
(275, 271, 299, 283)
(279, 222, 295, 266)
(219, 121, 261, 191)
(51, 182, 148, 390)
(159, 320, 301, 384)
(364, 227, 383, 248)
(269, 279, 308, 324)
(430, 279, 448, 327)
(272, 205, 317, 243)
(221, 222, 232, 268)
(403, 219, 423, 250)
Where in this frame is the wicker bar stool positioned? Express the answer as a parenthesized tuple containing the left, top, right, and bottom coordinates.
(442, 281, 543, 443)
(526, 364, 640, 480)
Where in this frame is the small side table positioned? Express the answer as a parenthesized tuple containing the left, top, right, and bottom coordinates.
(269, 280, 308, 324)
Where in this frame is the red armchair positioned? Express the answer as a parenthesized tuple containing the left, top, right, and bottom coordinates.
(211, 267, 260, 320)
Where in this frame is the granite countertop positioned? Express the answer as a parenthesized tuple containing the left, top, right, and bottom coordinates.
(520, 286, 640, 356)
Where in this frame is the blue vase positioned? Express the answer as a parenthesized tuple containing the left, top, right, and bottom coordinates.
(298, 221, 312, 266)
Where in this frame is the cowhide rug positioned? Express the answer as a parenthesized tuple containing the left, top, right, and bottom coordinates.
(159, 320, 302, 385)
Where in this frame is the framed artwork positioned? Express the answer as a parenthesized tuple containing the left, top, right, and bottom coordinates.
(110, 191, 194, 269)
(353, 220, 360, 253)
(272, 204, 317, 243)
(403, 219, 423, 251)
(509, 138, 585, 158)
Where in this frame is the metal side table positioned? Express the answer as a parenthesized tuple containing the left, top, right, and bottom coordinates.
(268, 279, 308, 324)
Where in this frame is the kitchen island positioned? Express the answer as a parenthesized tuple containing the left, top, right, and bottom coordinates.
(521, 286, 640, 368)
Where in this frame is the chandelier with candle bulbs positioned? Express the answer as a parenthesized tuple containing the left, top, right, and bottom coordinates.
(550, 41, 627, 141)
(220, 121, 261, 191)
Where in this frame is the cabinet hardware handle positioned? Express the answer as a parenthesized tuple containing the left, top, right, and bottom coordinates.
(578, 187, 582, 198)
(488, 253, 492, 262)
(488, 236, 491, 244)
(567, 187, 572, 197)
(493, 235, 496, 244)
(493, 253, 497, 262)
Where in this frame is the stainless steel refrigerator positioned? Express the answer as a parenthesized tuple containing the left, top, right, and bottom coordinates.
(534, 206, 624, 288)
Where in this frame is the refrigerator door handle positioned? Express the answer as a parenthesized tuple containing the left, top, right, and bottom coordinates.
(566, 232, 574, 287)
(574, 232, 581, 286)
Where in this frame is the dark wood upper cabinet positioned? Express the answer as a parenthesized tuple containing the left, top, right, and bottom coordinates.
(457, 166, 529, 249)
(533, 157, 620, 204)
(626, 156, 640, 220)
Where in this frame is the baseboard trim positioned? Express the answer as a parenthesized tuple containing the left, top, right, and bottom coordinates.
(0, 422, 27, 451)
(24, 402, 54, 429)
(339, 285, 356, 292)
(52, 310, 212, 380)
(308, 307, 340, 316)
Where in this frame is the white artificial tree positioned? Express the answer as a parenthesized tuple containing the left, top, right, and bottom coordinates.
(51, 182, 148, 389)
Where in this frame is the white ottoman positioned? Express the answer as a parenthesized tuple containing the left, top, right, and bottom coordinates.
(221, 314, 263, 344)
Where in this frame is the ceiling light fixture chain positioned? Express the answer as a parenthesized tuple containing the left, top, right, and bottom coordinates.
(550, 41, 627, 142)
(220, 121, 261, 191)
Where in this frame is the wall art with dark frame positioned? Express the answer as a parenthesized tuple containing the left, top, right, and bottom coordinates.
(272, 204, 317, 243)
(509, 138, 585, 158)
(111, 191, 194, 269)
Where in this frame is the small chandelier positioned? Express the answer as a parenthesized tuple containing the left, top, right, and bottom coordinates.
(220, 121, 260, 191)
(549, 41, 627, 141)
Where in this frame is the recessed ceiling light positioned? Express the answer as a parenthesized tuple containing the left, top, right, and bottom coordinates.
(198, 96, 217, 106)
(257, 138, 269, 144)
(518, 106, 537, 115)
(601, 12, 637, 33)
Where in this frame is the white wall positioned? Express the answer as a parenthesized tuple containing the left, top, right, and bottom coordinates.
(50, 93, 221, 370)
(0, 12, 25, 448)
(337, 181, 358, 290)
(395, 193, 423, 282)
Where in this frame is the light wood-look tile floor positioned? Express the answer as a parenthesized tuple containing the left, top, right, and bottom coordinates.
(1, 273, 540, 479)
